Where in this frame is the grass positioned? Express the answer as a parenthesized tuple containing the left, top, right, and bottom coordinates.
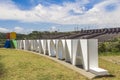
(0, 48, 86, 80)
(99, 52, 120, 56)
(96, 52, 120, 80)
(0, 48, 120, 80)
(95, 57, 120, 80)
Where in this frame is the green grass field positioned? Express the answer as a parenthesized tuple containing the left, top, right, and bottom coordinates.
(0, 48, 120, 80)
(0, 48, 87, 80)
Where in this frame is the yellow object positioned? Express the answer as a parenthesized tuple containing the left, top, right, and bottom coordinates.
(10, 32, 16, 39)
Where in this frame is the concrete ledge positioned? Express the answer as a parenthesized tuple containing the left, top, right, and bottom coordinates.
(19, 49, 96, 79)
(89, 68, 109, 76)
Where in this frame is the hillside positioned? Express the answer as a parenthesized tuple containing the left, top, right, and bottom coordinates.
(0, 27, 120, 43)
(0, 48, 120, 80)
(26, 27, 120, 42)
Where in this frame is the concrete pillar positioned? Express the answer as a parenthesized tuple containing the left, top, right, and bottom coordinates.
(72, 39, 88, 71)
(56, 39, 66, 60)
(88, 39, 108, 75)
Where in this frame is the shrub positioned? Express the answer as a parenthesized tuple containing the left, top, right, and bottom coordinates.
(98, 37, 120, 54)
(99, 43, 106, 53)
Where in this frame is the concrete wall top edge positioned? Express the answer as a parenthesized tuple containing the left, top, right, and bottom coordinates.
(18, 39, 98, 40)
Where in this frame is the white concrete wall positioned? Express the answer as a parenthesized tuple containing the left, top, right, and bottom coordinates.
(88, 39, 98, 69)
(41, 40, 48, 55)
(47, 39, 56, 56)
(38, 40, 43, 54)
(65, 39, 72, 62)
(56, 39, 65, 60)
(16, 39, 108, 76)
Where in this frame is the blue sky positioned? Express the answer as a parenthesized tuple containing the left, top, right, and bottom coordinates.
(0, 0, 120, 33)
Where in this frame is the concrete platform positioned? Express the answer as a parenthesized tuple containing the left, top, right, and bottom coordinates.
(89, 68, 109, 76)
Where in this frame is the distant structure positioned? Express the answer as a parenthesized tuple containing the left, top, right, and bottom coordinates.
(50, 27, 120, 42)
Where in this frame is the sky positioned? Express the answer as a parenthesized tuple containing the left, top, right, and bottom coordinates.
(0, 0, 120, 33)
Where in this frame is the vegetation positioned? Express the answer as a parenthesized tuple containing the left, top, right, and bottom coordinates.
(99, 52, 120, 56)
(0, 33, 6, 47)
(98, 38, 120, 55)
(97, 56, 120, 80)
(0, 31, 73, 47)
(0, 31, 120, 54)
(0, 49, 120, 80)
(0, 48, 86, 80)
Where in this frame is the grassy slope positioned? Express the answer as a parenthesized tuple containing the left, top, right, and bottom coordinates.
(96, 56, 120, 80)
(0, 48, 86, 80)
(0, 48, 120, 80)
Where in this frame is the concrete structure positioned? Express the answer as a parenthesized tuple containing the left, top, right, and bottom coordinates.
(16, 39, 109, 76)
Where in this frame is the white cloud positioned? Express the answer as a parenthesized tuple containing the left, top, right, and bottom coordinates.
(0, 0, 88, 22)
(13, 27, 24, 33)
(0, 0, 120, 28)
(0, 26, 24, 33)
(0, 26, 33, 34)
(50, 26, 57, 32)
(85, 0, 120, 25)
(0, 27, 9, 33)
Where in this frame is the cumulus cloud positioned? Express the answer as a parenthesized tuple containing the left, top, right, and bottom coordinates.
(0, 27, 9, 33)
(0, 0, 120, 27)
(13, 27, 24, 33)
(50, 26, 57, 32)
(85, 0, 120, 24)
(13, 27, 34, 34)
(0, 26, 33, 34)
(0, 26, 24, 33)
